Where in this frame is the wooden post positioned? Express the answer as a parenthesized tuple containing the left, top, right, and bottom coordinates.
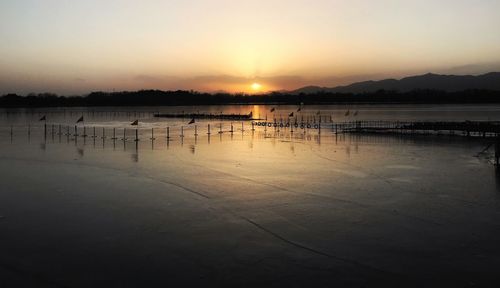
(241, 122, 244, 132)
(166, 127, 170, 139)
(123, 128, 126, 140)
(194, 125, 198, 136)
(207, 124, 211, 135)
(230, 123, 234, 134)
(151, 128, 155, 140)
(102, 127, 105, 139)
(251, 122, 255, 131)
(74, 125, 77, 136)
(135, 129, 139, 142)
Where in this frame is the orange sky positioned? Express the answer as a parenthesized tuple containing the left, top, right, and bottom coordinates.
(1, 0, 500, 94)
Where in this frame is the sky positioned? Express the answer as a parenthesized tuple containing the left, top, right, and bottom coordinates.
(1, 0, 500, 95)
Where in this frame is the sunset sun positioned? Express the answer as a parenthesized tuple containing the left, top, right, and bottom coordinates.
(251, 82, 262, 91)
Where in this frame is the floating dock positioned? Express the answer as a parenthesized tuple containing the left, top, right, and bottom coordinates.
(154, 113, 255, 120)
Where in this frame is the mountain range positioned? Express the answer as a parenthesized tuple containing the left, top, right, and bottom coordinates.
(291, 72, 500, 94)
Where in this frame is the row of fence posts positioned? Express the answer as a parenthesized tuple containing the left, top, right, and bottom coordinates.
(7, 121, 500, 165)
(9, 119, 337, 140)
(13, 123, 267, 141)
(7, 123, 330, 143)
(10, 121, 500, 140)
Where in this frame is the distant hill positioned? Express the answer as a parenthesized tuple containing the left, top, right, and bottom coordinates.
(3, 73, 500, 107)
(291, 72, 500, 94)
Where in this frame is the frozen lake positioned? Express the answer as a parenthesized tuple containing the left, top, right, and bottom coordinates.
(1, 104, 500, 287)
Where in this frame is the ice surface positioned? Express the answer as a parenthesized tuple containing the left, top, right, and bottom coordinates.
(0, 105, 500, 287)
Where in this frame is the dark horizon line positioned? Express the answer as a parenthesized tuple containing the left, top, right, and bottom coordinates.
(2, 89, 500, 108)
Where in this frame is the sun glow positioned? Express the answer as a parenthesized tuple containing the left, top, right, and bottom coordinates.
(251, 82, 262, 91)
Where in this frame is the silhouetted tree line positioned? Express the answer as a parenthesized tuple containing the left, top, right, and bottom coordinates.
(1, 89, 500, 107)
